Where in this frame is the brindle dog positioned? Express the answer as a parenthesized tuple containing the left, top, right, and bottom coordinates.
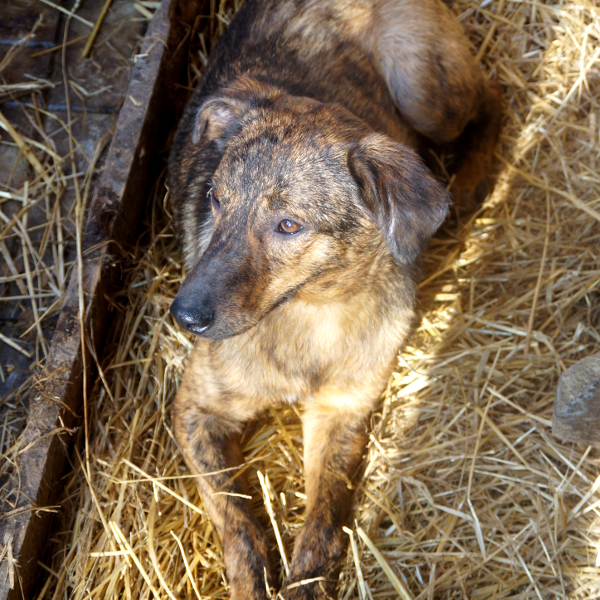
(168, 1, 501, 598)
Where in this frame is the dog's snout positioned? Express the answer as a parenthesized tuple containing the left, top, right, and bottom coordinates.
(170, 296, 214, 335)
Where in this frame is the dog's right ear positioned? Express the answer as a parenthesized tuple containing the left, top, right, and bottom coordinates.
(192, 76, 282, 148)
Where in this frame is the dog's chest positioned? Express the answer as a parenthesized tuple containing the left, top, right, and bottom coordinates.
(211, 297, 413, 405)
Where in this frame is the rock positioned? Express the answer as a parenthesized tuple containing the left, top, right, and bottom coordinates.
(553, 354, 600, 445)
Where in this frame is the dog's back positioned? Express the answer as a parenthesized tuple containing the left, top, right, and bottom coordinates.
(178, 1, 410, 144)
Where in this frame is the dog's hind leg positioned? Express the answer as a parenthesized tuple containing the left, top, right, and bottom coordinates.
(367, 0, 482, 143)
(173, 349, 272, 600)
(282, 400, 371, 599)
(365, 0, 502, 206)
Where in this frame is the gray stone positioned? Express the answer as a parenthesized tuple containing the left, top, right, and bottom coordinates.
(553, 354, 600, 445)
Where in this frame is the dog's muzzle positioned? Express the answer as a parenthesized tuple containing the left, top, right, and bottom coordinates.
(170, 295, 214, 335)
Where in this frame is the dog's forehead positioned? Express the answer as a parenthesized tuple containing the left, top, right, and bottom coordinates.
(215, 108, 356, 205)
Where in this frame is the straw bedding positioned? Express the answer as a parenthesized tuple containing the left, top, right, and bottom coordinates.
(35, 0, 600, 598)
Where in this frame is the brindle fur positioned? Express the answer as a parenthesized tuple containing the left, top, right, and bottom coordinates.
(168, 1, 501, 598)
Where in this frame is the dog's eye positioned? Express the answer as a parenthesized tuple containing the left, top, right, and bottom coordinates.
(278, 219, 302, 234)
(208, 187, 220, 210)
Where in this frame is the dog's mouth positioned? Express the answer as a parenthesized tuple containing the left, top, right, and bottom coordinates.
(170, 264, 341, 339)
(170, 292, 293, 339)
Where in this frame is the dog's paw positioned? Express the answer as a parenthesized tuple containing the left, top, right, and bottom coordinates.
(449, 79, 502, 215)
(228, 581, 272, 600)
(278, 578, 335, 600)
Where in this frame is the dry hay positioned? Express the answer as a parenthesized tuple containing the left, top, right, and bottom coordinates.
(37, 0, 600, 598)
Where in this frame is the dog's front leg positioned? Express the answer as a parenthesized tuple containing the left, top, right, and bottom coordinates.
(173, 349, 272, 599)
(283, 400, 371, 599)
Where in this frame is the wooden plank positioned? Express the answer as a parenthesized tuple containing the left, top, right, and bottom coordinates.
(0, 0, 197, 596)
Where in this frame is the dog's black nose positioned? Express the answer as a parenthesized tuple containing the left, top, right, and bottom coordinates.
(170, 296, 214, 335)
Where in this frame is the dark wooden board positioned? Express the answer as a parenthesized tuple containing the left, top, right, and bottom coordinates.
(0, 0, 198, 596)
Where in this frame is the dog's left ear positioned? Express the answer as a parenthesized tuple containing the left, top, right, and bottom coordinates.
(192, 77, 282, 147)
(348, 134, 451, 264)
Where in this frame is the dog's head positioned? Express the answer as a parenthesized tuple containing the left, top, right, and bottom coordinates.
(170, 77, 450, 338)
